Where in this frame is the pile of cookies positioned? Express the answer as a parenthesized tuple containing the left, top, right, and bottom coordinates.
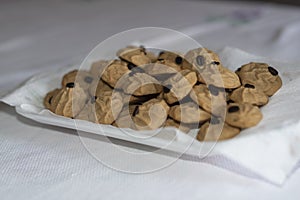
(44, 46, 282, 141)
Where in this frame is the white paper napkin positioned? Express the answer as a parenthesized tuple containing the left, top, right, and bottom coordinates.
(2, 47, 300, 184)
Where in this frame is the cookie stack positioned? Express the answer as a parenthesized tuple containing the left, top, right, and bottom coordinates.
(44, 46, 282, 141)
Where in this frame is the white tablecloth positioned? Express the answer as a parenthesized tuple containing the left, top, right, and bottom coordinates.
(1, 0, 300, 199)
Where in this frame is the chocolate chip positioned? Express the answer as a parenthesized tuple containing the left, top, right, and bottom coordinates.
(225, 88, 233, 93)
(212, 61, 220, 65)
(228, 106, 240, 113)
(236, 67, 241, 72)
(48, 96, 53, 104)
(210, 117, 220, 125)
(133, 106, 139, 116)
(196, 55, 205, 66)
(208, 85, 219, 96)
(140, 45, 145, 51)
(91, 96, 97, 104)
(159, 51, 165, 56)
(268, 66, 278, 76)
(227, 100, 235, 104)
(244, 84, 255, 89)
(84, 76, 93, 83)
(175, 56, 183, 65)
(127, 63, 136, 70)
(157, 58, 164, 61)
(66, 82, 75, 88)
(163, 85, 172, 93)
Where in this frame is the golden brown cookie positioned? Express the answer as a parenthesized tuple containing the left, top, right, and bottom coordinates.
(49, 84, 88, 118)
(169, 102, 210, 124)
(185, 47, 221, 68)
(157, 51, 192, 71)
(198, 64, 241, 89)
(229, 84, 269, 106)
(236, 62, 282, 96)
(197, 118, 241, 141)
(117, 46, 152, 66)
(101, 59, 131, 88)
(44, 88, 61, 112)
(93, 90, 124, 124)
(116, 71, 163, 96)
(190, 84, 227, 116)
(62, 70, 96, 92)
(185, 48, 240, 89)
(225, 103, 263, 128)
(163, 69, 197, 104)
(132, 98, 170, 130)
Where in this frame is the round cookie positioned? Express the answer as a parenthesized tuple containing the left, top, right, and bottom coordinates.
(198, 64, 241, 89)
(50, 84, 88, 118)
(163, 69, 197, 104)
(185, 48, 241, 89)
(116, 71, 163, 96)
(190, 84, 227, 116)
(44, 88, 60, 112)
(101, 59, 131, 88)
(229, 84, 269, 106)
(225, 103, 263, 128)
(62, 70, 96, 92)
(185, 47, 221, 68)
(157, 51, 192, 71)
(236, 62, 282, 96)
(93, 90, 124, 124)
(132, 98, 170, 130)
(197, 118, 241, 141)
(169, 102, 211, 124)
(117, 46, 152, 66)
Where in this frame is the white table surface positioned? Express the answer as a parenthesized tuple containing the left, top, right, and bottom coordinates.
(1, 0, 300, 199)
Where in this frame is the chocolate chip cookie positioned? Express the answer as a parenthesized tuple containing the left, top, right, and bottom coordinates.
(116, 71, 163, 96)
(92, 90, 124, 124)
(62, 70, 96, 92)
(190, 84, 227, 116)
(225, 103, 263, 128)
(185, 47, 221, 68)
(163, 69, 197, 104)
(229, 84, 269, 106)
(101, 59, 131, 88)
(157, 51, 192, 71)
(197, 117, 241, 141)
(133, 98, 170, 130)
(236, 62, 282, 96)
(117, 46, 152, 66)
(48, 84, 88, 118)
(169, 102, 211, 124)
